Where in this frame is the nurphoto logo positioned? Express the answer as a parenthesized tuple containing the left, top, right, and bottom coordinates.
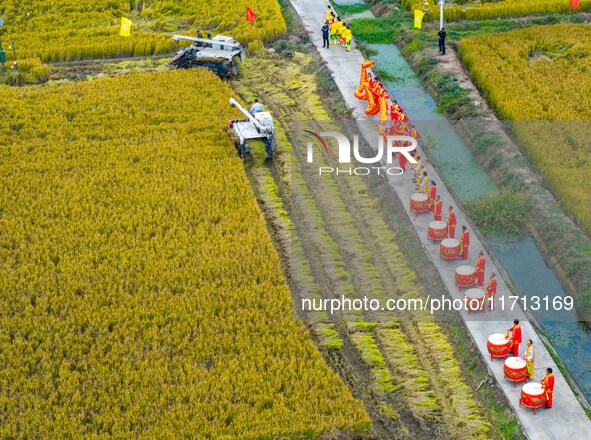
(304, 130, 418, 176)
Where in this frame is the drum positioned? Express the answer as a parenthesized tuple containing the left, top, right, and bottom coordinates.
(487, 333, 511, 361)
(440, 238, 460, 260)
(504, 357, 527, 387)
(465, 288, 485, 313)
(519, 383, 546, 414)
(428, 221, 448, 241)
(455, 265, 476, 288)
(410, 193, 429, 214)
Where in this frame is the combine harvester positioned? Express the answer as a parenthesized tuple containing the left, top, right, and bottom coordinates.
(228, 98, 275, 161)
(171, 34, 242, 78)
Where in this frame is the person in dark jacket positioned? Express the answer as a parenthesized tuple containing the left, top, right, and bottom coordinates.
(438, 28, 446, 55)
(321, 22, 330, 48)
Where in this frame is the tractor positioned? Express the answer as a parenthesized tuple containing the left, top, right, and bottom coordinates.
(171, 34, 242, 78)
(228, 98, 275, 161)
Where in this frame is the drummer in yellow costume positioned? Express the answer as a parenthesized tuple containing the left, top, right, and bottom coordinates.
(522, 339, 535, 381)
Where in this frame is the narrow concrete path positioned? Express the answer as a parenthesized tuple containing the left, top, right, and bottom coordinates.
(290, 0, 591, 438)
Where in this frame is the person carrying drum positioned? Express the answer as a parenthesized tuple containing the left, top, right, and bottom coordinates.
(522, 340, 535, 381)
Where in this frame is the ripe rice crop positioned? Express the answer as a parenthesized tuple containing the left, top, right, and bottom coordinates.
(0, 69, 369, 437)
(0, 0, 285, 62)
(402, 0, 591, 21)
(459, 24, 591, 235)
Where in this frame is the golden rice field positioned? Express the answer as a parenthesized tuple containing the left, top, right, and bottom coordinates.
(459, 24, 591, 234)
(0, 0, 285, 62)
(0, 69, 370, 437)
(404, 0, 591, 20)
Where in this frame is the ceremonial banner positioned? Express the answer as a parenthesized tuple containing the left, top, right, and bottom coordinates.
(414, 10, 425, 29)
(246, 7, 256, 22)
(120, 17, 132, 37)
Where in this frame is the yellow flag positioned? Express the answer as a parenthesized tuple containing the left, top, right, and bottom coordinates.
(414, 10, 424, 29)
(120, 17, 132, 37)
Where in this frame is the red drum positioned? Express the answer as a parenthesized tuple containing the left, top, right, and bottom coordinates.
(465, 288, 485, 314)
(440, 238, 460, 260)
(410, 193, 429, 214)
(487, 333, 510, 361)
(428, 221, 447, 241)
(520, 383, 546, 415)
(455, 265, 476, 289)
(504, 357, 527, 387)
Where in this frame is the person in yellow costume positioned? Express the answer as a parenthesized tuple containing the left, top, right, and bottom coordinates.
(340, 21, 348, 47)
(326, 5, 333, 22)
(332, 17, 343, 45)
(522, 339, 535, 381)
(411, 153, 423, 181)
(422, 0, 430, 15)
(329, 17, 338, 44)
(343, 25, 353, 52)
(419, 171, 430, 194)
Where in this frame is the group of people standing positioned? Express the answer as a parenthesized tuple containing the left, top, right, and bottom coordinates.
(411, 154, 501, 309)
(410, 139, 554, 408)
(506, 319, 555, 408)
(321, 6, 353, 51)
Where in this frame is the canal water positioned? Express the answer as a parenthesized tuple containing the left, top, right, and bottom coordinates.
(368, 43, 591, 401)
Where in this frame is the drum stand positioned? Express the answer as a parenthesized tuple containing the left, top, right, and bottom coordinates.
(519, 397, 546, 415)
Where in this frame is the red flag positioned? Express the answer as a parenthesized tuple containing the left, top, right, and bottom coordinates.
(570, 0, 580, 7)
(246, 7, 256, 22)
